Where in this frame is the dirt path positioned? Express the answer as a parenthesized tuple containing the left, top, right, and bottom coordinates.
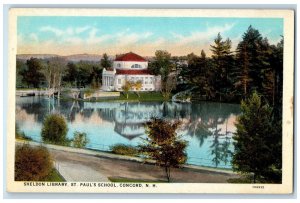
(54, 161, 109, 182)
(49, 148, 239, 183)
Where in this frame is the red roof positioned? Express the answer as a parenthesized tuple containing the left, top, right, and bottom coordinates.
(115, 52, 146, 62)
(116, 69, 150, 75)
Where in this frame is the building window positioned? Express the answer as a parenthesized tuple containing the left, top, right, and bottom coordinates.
(145, 88, 148, 91)
(117, 63, 121, 68)
(118, 78, 121, 84)
(131, 64, 142, 69)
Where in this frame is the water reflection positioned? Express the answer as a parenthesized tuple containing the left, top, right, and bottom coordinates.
(16, 96, 240, 169)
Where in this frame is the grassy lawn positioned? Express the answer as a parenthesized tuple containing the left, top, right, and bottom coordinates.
(42, 168, 65, 182)
(108, 177, 167, 183)
(84, 91, 169, 102)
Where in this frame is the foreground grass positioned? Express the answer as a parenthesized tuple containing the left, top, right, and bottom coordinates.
(108, 177, 167, 183)
(42, 168, 65, 182)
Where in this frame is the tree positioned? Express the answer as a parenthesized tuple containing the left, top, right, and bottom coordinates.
(232, 92, 281, 183)
(48, 57, 67, 99)
(121, 80, 134, 99)
(41, 114, 69, 145)
(15, 144, 53, 181)
(161, 74, 177, 100)
(16, 59, 27, 88)
(235, 26, 270, 98)
(64, 62, 79, 87)
(149, 50, 172, 82)
(101, 53, 112, 68)
(133, 80, 143, 97)
(72, 131, 89, 148)
(139, 118, 187, 182)
(21, 58, 45, 88)
(210, 33, 234, 101)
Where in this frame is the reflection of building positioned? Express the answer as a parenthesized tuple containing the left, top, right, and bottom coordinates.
(114, 122, 145, 140)
(113, 103, 163, 140)
(83, 101, 187, 140)
(102, 52, 161, 91)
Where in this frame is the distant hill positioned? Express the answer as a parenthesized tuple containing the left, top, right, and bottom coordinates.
(65, 54, 102, 62)
(17, 54, 103, 62)
(17, 54, 154, 62)
(17, 54, 60, 61)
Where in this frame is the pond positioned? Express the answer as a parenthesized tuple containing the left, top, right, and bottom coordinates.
(16, 96, 241, 169)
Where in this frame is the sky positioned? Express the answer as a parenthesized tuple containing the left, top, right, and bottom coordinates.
(17, 16, 283, 56)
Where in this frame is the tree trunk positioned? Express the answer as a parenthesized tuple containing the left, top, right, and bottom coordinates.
(253, 173, 256, 183)
(57, 74, 61, 99)
(165, 166, 171, 182)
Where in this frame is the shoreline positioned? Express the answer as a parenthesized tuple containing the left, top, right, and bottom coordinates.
(16, 139, 236, 175)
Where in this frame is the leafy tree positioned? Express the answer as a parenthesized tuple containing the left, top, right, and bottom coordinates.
(161, 74, 176, 100)
(149, 50, 175, 99)
(64, 62, 79, 87)
(41, 114, 69, 145)
(15, 144, 53, 181)
(72, 131, 89, 148)
(101, 53, 112, 68)
(139, 118, 187, 182)
(121, 80, 134, 99)
(232, 92, 281, 183)
(149, 50, 172, 83)
(133, 80, 143, 97)
(21, 58, 45, 88)
(16, 60, 27, 88)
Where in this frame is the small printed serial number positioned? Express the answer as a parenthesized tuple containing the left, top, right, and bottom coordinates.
(252, 186, 265, 189)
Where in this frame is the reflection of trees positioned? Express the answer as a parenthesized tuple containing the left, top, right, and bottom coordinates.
(180, 102, 239, 149)
(210, 118, 233, 168)
(16, 96, 239, 168)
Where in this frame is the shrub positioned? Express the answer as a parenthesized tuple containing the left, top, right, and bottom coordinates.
(72, 131, 89, 148)
(15, 144, 53, 181)
(41, 114, 69, 145)
(110, 144, 138, 156)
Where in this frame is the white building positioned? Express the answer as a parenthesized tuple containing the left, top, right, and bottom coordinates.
(102, 52, 161, 91)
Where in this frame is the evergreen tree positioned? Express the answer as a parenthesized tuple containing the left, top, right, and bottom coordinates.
(210, 33, 234, 101)
(101, 53, 112, 68)
(232, 92, 281, 183)
(235, 26, 270, 98)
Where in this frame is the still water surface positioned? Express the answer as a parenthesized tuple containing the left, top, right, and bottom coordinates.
(16, 96, 241, 169)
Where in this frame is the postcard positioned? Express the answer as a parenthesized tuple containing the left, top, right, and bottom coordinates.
(7, 8, 294, 193)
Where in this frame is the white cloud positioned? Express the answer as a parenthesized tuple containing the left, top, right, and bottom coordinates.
(114, 30, 153, 47)
(75, 26, 91, 34)
(86, 28, 111, 44)
(172, 23, 235, 47)
(40, 26, 64, 36)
